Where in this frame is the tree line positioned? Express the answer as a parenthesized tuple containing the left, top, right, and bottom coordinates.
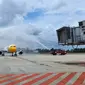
(37, 48, 85, 53)
(67, 48, 85, 53)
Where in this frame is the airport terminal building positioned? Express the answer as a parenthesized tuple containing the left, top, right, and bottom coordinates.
(56, 20, 85, 45)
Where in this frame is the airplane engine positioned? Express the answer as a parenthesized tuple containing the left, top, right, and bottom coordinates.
(0, 51, 2, 55)
(18, 50, 23, 55)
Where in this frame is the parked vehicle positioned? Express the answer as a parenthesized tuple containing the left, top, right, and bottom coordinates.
(51, 49, 67, 55)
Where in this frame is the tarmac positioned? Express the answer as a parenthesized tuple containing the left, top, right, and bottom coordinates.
(0, 53, 85, 73)
(0, 53, 85, 85)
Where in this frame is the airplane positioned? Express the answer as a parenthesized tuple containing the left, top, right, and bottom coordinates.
(0, 44, 23, 56)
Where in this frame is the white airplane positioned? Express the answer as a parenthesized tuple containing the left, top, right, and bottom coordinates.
(0, 44, 23, 56)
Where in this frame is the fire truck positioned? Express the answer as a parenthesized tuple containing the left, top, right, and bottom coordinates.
(51, 49, 67, 55)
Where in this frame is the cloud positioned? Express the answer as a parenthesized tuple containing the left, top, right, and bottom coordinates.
(0, 0, 85, 49)
(0, 24, 42, 48)
(0, 0, 26, 27)
(0, 22, 57, 49)
(45, 1, 67, 15)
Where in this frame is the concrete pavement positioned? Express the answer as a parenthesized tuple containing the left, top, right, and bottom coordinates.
(0, 53, 85, 84)
(0, 53, 85, 73)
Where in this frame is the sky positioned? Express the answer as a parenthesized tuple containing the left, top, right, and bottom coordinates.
(0, 0, 85, 49)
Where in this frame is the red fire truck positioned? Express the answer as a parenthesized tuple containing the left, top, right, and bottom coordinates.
(51, 49, 67, 55)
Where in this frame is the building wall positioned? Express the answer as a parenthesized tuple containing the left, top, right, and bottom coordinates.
(57, 27, 71, 44)
(80, 27, 85, 41)
(72, 27, 81, 43)
(83, 21, 85, 26)
(60, 30, 66, 43)
(57, 21, 85, 45)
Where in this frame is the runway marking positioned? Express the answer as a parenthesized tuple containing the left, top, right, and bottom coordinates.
(57, 72, 76, 85)
(33, 74, 56, 85)
(40, 73, 65, 85)
(23, 73, 53, 85)
(66, 72, 82, 85)
(0, 74, 26, 84)
(0, 74, 14, 79)
(6, 73, 40, 85)
(73, 72, 85, 85)
(0, 73, 85, 85)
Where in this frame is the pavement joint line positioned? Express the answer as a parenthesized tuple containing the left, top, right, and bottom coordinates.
(17, 57, 52, 67)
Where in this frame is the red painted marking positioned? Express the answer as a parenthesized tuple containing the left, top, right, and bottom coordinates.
(6, 73, 40, 85)
(0, 72, 84, 85)
(73, 72, 85, 85)
(23, 73, 53, 85)
(40, 73, 65, 85)
(0, 74, 14, 79)
(0, 74, 26, 84)
(57, 72, 76, 85)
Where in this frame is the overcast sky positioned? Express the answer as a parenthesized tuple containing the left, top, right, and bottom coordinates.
(0, 0, 85, 49)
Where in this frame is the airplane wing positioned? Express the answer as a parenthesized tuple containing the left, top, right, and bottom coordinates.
(0, 46, 8, 55)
